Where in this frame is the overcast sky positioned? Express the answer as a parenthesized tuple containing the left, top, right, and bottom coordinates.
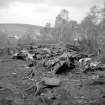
(0, 0, 104, 26)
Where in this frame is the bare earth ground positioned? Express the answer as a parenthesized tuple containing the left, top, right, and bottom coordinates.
(0, 56, 105, 105)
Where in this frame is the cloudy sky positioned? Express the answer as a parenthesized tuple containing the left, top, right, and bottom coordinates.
(0, 0, 104, 26)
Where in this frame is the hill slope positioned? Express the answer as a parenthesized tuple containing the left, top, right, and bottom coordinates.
(0, 23, 43, 48)
(0, 23, 43, 37)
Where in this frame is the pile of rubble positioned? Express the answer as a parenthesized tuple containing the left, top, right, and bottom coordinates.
(11, 44, 105, 74)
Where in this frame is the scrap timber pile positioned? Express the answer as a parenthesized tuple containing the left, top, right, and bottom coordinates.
(1, 44, 105, 105)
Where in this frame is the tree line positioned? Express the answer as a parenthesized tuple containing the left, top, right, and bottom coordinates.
(37, 3, 105, 54)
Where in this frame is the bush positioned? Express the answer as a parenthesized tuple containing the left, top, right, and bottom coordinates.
(78, 36, 99, 55)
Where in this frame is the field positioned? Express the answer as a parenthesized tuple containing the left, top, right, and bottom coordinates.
(0, 45, 105, 105)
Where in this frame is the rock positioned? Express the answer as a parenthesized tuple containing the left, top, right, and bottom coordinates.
(41, 77, 61, 86)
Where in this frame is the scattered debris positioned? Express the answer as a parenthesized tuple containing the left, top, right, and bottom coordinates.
(2, 44, 105, 105)
(41, 77, 61, 87)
